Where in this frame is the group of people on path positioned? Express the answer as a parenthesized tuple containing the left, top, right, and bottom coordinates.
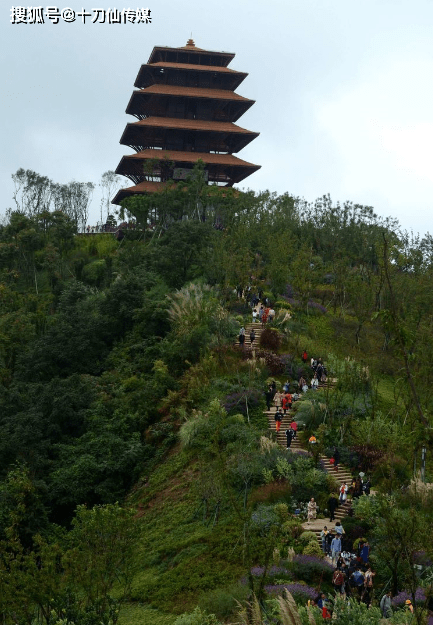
(308, 537, 411, 621)
(238, 326, 256, 348)
(252, 304, 275, 326)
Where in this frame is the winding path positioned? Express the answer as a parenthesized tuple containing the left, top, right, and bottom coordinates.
(241, 318, 353, 545)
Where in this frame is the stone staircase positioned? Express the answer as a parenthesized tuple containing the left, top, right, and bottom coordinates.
(264, 384, 354, 547)
(239, 320, 264, 349)
(234, 309, 353, 548)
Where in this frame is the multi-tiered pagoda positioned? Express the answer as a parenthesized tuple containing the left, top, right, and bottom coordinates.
(112, 39, 260, 205)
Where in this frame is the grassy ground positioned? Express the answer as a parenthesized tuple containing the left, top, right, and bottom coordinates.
(119, 603, 177, 625)
(127, 447, 245, 615)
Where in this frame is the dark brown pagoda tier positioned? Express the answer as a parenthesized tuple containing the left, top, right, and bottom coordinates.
(148, 44, 235, 67)
(113, 181, 172, 204)
(120, 117, 259, 153)
(126, 85, 254, 122)
(115, 149, 260, 186)
(134, 62, 247, 91)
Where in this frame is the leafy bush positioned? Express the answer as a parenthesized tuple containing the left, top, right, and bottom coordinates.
(259, 328, 282, 351)
(339, 516, 371, 541)
(198, 584, 248, 621)
(299, 531, 317, 545)
(324, 445, 359, 470)
(223, 389, 262, 417)
(373, 455, 411, 491)
(274, 299, 292, 311)
(302, 541, 323, 557)
(289, 554, 333, 585)
(174, 607, 221, 625)
(256, 350, 285, 375)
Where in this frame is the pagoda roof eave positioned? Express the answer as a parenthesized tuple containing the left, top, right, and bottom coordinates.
(134, 63, 248, 90)
(125, 87, 255, 123)
(118, 148, 260, 168)
(112, 180, 242, 205)
(115, 150, 261, 185)
(113, 181, 173, 204)
(121, 117, 258, 135)
(148, 45, 235, 66)
(134, 84, 252, 102)
(119, 118, 259, 154)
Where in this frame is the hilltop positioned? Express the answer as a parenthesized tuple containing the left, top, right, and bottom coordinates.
(0, 176, 433, 624)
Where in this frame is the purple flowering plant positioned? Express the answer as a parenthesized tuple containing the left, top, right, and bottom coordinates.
(392, 588, 426, 606)
(290, 554, 334, 585)
(264, 583, 317, 602)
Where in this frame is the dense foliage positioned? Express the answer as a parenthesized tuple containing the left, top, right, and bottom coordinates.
(1, 164, 433, 623)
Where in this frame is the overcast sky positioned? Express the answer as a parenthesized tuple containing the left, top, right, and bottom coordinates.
(2, 0, 433, 235)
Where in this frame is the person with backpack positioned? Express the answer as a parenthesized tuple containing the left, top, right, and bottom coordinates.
(290, 419, 297, 438)
(274, 409, 283, 433)
(332, 568, 344, 594)
(380, 591, 392, 618)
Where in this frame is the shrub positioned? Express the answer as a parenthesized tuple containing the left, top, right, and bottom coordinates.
(223, 389, 262, 416)
(299, 531, 317, 545)
(274, 299, 292, 311)
(289, 554, 333, 585)
(198, 584, 248, 621)
(257, 350, 285, 375)
(174, 607, 221, 625)
(281, 519, 303, 539)
(259, 328, 282, 351)
(373, 455, 411, 491)
(302, 541, 323, 557)
(339, 516, 371, 541)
